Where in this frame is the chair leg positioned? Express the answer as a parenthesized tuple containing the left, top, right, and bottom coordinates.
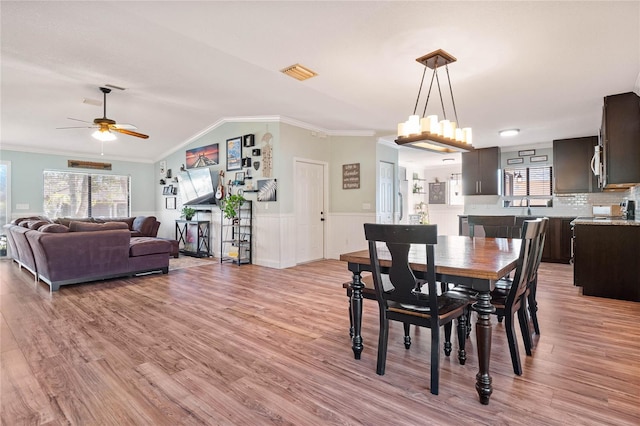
(518, 304, 533, 356)
(528, 280, 540, 335)
(456, 315, 467, 365)
(443, 322, 452, 356)
(505, 314, 523, 375)
(430, 327, 440, 395)
(376, 316, 389, 376)
(465, 307, 472, 338)
(403, 323, 411, 349)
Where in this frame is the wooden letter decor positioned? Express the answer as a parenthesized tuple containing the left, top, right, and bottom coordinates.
(342, 163, 360, 189)
(68, 160, 112, 170)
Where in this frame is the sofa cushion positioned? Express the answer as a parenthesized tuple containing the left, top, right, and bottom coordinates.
(69, 221, 130, 232)
(94, 217, 135, 230)
(129, 237, 171, 257)
(132, 216, 159, 237)
(28, 220, 50, 230)
(39, 224, 70, 233)
(55, 217, 95, 227)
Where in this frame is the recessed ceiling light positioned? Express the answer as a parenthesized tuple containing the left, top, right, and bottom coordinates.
(499, 129, 520, 137)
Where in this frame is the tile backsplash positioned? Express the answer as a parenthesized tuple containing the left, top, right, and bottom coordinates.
(464, 186, 639, 217)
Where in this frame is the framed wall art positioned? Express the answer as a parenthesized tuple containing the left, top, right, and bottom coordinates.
(166, 197, 176, 209)
(507, 158, 524, 165)
(243, 134, 255, 147)
(518, 149, 536, 157)
(186, 143, 219, 169)
(257, 179, 277, 202)
(530, 155, 548, 163)
(226, 137, 243, 171)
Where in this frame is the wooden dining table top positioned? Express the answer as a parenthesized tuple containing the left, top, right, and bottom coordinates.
(339, 235, 522, 282)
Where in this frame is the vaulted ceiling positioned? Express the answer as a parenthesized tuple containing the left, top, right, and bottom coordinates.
(1, 1, 639, 166)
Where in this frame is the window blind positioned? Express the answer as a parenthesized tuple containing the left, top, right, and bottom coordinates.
(43, 171, 130, 218)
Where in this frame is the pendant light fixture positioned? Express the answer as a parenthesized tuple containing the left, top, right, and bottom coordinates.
(395, 49, 473, 153)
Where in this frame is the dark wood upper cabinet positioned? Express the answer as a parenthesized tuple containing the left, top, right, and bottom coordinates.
(553, 136, 599, 194)
(601, 92, 640, 190)
(462, 147, 500, 195)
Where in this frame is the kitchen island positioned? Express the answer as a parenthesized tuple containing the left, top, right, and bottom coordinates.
(571, 217, 640, 302)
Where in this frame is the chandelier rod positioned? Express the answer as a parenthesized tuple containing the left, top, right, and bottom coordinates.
(412, 66, 428, 115)
(445, 64, 460, 126)
(421, 65, 437, 118)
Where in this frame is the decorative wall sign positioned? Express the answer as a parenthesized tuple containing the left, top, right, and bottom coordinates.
(226, 137, 243, 171)
(428, 182, 447, 204)
(186, 143, 219, 169)
(68, 160, 112, 170)
(342, 163, 360, 189)
(507, 158, 524, 165)
(518, 149, 536, 157)
(257, 179, 277, 201)
(530, 155, 548, 163)
(159, 160, 166, 175)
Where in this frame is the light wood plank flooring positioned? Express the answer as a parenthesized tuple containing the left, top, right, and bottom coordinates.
(1, 258, 639, 425)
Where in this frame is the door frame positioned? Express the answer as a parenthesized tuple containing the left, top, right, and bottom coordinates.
(293, 157, 329, 261)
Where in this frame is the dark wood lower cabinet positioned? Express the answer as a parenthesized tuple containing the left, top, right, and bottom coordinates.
(573, 224, 640, 302)
(460, 216, 574, 264)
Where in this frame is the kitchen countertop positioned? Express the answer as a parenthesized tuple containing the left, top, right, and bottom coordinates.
(571, 217, 640, 226)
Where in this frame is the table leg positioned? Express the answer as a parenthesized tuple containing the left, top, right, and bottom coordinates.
(349, 270, 364, 359)
(473, 289, 495, 405)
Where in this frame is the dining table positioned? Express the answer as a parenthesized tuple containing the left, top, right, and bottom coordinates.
(340, 235, 522, 405)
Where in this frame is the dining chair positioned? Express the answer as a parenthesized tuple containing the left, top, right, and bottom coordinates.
(363, 223, 472, 395)
(467, 215, 518, 238)
(450, 218, 542, 375)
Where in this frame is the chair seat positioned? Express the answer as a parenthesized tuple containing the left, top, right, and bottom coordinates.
(391, 295, 469, 320)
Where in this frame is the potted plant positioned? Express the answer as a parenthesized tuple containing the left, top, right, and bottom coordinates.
(222, 194, 246, 220)
(181, 206, 196, 221)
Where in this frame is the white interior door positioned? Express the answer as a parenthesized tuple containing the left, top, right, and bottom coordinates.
(295, 160, 325, 263)
(379, 161, 395, 224)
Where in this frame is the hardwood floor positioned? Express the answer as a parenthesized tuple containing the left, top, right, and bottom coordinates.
(1, 257, 639, 425)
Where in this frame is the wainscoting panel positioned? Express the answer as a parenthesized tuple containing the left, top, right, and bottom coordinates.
(325, 212, 375, 260)
(253, 213, 282, 268)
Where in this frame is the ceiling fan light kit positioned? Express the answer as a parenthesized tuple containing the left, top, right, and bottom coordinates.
(395, 49, 473, 154)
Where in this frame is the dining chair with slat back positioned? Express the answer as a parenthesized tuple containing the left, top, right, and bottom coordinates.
(448, 218, 542, 375)
(488, 218, 543, 375)
(525, 217, 548, 336)
(363, 223, 472, 395)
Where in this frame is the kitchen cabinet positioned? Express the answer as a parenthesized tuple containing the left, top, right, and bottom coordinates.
(601, 92, 640, 190)
(460, 215, 574, 264)
(553, 136, 599, 193)
(573, 222, 640, 301)
(462, 147, 500, 195)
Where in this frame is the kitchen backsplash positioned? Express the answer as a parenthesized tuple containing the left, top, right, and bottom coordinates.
(464, 186, 638, 217)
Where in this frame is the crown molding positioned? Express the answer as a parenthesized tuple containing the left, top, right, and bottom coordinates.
(0, 144, 154, 164)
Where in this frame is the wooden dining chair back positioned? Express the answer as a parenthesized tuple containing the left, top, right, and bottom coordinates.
(526, 217, 549, 335)
(363, 223, 471, 395)
(491, 218, 543, 375)
(467, 215, 518, 238)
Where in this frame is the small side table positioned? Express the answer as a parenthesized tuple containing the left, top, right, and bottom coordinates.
(175, 220, 210, 258)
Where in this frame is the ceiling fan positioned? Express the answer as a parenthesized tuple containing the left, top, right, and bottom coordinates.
(57, 87, 149, 141)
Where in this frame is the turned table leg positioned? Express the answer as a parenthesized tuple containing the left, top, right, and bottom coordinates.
(473, 290, 495, 405)
(349, 268, 364, 359)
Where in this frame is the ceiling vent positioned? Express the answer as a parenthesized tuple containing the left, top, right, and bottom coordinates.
(280, 64, 318, 81)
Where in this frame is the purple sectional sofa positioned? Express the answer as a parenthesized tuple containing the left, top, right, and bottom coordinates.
(5, 216, 172, 291)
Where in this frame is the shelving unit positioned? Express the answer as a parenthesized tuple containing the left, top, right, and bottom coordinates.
(175, 220, 211, 258)
(220, 200, 252, 265)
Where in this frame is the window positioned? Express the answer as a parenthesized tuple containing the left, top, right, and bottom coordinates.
(43, 171, 130, 218)
(503, 166, 553, 207)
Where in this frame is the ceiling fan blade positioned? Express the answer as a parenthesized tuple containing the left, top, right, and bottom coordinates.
(112, 123, 138, 130)
(113, 128, 149, 139)
(67, 117, 93, 124)
(56, 126, 96, 129)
